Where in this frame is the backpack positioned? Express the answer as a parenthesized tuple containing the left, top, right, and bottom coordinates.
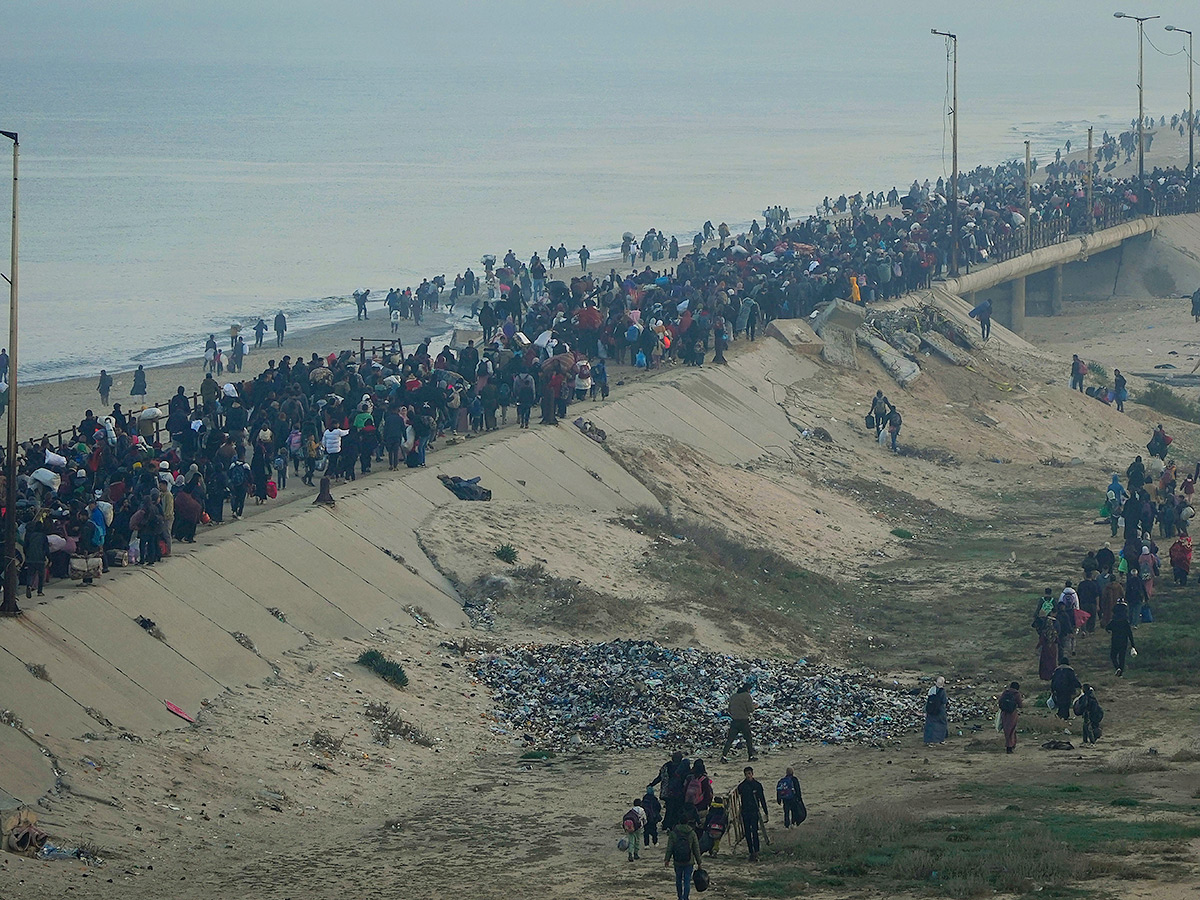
(576, 363, 591, 379)
(622, 810, 639, 833)
(498, 383, 511, 404)
(925, 692, 942, 716)
(228, 463, 248, 487)
(671, 829, 693, 866)
(776, 777, 795, 800)
(684, 776, 704, 806)
(706, 810, 727, 837)
(999, 692, 1018, 714)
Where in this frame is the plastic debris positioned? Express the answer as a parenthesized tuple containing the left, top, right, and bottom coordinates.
(473, 640, 986, 750)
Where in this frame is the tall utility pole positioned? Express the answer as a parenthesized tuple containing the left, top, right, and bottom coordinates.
(1115, 12, 1160, 205)
(1087, 126, 1095, 231)
(0, 130, 17, 618)
(1025, 140, 1033, 252)
(1166, 25, 1194, 178)
(932, 29, 959, 277)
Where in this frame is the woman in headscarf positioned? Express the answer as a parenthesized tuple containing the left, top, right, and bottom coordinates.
(997, 682, 1022, 754)
(1036, 620, 1058, 681)
(1138, 544, 1158, 599)
(251, 443, 270, 505)
(923, 676, 948, 746)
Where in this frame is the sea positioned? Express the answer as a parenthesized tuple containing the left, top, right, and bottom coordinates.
(0, 2, 1190, 382)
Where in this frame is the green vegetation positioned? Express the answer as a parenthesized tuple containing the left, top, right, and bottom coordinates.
(494, 543, 518, 564)
(1134, 383, 1200, 424)
(1086, 360, 1109, 384)
(730, 800, 1200, 898)
(355, 649, 409, 687)
(890, 527, 913, 539)
(629, 507, 855, 644)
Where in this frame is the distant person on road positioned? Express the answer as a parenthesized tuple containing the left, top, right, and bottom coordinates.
(1191, 286, 1200, 322)
(353, 288, 370, 320)
(253, 318, 267, 348)
(1113, 368, 1127, 412)
(969, 297, 992, 340)
(1074, 684, 1104, 744)
(1106, 600, 1136, 676)
(1050, 659, 1081, 720)
(775, 767, 804, 827)
(869, 389, 890, 438)
(885, 404, 903, 452)
(97, 369, 113, 406)
(736, 766, 769, 861)
(131, 364, 147, 397)
(1070, 354, 1087, 391)
(720, 683, 758, 763)
(923, 676, 948, 745)
(274, 311, 287, 347)
(998, 682, 1022, 753)
(578, 245, 590, 272)
(622, 798, 646, 862)
(641, 786, 662, 848)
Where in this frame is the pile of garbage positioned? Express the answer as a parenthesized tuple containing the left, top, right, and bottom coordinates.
(474, 640, 986, 750)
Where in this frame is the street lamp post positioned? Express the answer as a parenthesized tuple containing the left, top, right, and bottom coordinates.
(0, 130, 17, 617)
(1115, 12, 1160, 204)
(1025, 140, 1033, 252)
(932, 29, 959, 277)
(1165, 24, 1194, 178)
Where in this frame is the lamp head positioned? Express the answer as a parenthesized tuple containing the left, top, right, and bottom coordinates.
(1114, 11, 1127, 18)
(1166, 24, 1177, 31)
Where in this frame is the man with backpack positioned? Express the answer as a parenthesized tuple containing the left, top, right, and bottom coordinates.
(663, 812, 703, 900)
(736, 766, 769, 862)
(775, 767, 804, 828)
(621, 799, 646, 862)
(997, 682, 1023, 754)
(1074, 684, 1104, 744)
(228, 459, 250, 519)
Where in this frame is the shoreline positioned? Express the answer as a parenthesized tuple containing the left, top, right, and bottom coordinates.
(14, 128, 1196, 443)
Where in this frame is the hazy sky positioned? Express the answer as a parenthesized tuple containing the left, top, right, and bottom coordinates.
(7, 1, 1200, 118)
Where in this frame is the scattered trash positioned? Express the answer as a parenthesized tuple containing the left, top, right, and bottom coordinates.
(474, 640, 986, 750)
(164, 701, 195, 724)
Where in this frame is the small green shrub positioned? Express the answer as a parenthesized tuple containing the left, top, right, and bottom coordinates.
(494, 543, 518, 564)
(890, 528, 913, 540)
(1086, 361, 1109, 384)
(1134, 383, 1200, 424)
(1111, 797, 1140, 807)
(356, 649, 409, 687)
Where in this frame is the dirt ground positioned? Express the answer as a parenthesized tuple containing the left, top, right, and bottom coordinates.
(8, 292, 1200, 900)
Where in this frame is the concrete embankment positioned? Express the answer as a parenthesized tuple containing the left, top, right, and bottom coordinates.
(0, 402, 666, 803)
(5, 208, 1188, 805)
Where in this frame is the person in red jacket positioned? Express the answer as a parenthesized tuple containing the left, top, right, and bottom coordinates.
(1169, 535, 1192, 585)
